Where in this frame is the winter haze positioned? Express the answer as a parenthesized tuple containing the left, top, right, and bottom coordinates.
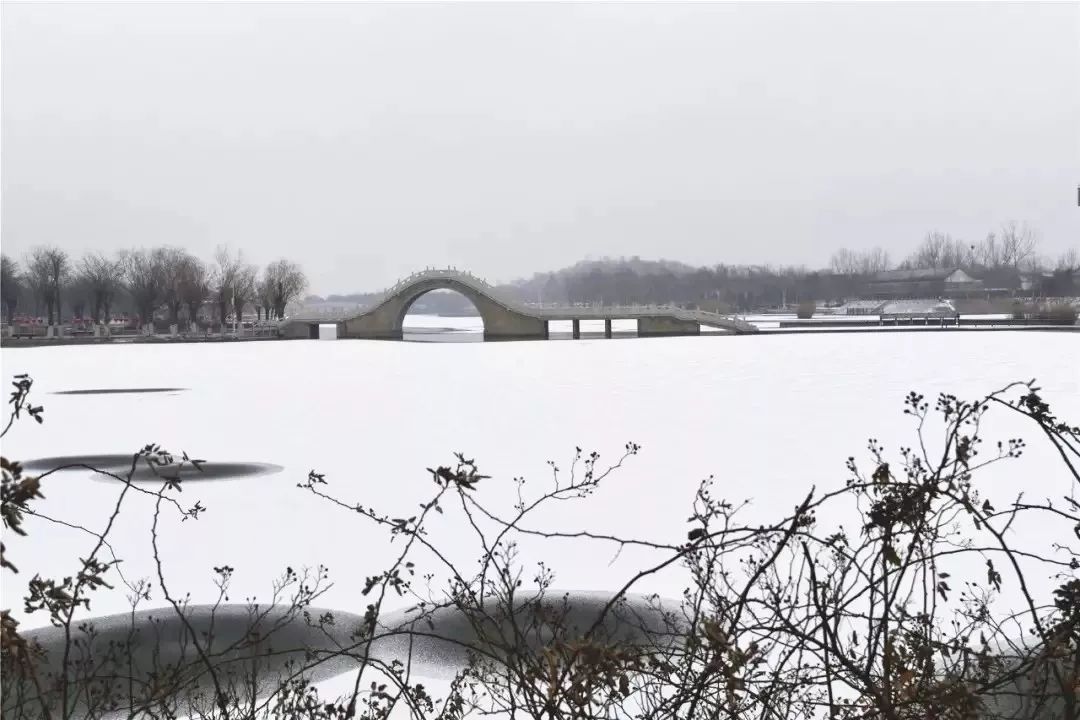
(2, 1, 1077, 294)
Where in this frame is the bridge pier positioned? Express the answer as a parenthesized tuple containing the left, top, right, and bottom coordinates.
(637, 316, 700, 337)
(279, 321, 321, 339)
(483, 315, 548, 341)
(604, 319, 612, 338)
(572, 319, 581, 339)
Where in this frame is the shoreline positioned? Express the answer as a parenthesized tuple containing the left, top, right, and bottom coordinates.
(0, 334, 283, 348)
(2, 323, 1076, 349)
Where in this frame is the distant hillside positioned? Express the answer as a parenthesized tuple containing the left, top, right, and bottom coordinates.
(495, 256, 747, 305)
(532, 256, 700, 279)
(495, 256, 704, 304)
(303, 288, 479, 316)
(310, 258, 698, 305)
(311, 257, 845, 312)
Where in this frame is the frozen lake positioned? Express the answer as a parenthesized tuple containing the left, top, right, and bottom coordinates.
(2, 321, 1078, 642)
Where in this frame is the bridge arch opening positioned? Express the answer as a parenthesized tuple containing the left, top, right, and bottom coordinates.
(401, 288, 484, 341)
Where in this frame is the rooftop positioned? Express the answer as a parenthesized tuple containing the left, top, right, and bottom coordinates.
(870, 268, 962, 282)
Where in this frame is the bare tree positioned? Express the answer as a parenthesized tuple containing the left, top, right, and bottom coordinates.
(904, 232, 971, 270)
(263, 259, 308, 320)
(1020, 254, 1049, 273)
(830, 248, 860, 276)
(1, 255, 21, 324)
(973, 226, 1040, 270)
(256, 274, 274, 322)
(231, 263, 258, 330)
(120, 248, 168, 330)
(22, 254, 50, 322)
(295, 381, 1080, 720)
(860, 246, 891, 273)
(44, 249, 70, 325)
(832, 247, 891, 275)
(975, 232, 1003, 268)
(159, 247, 191, 330)
(78, 253, 122, 324)
(65, 275, 92, 321)
(999, 221, 1039, 269)
(907, 232, 945, 269)
(211, 246, 241, 328)
(1056, 247, 1080, 271)
(24, 247, 69, 325)
(177, 255, 211, 332)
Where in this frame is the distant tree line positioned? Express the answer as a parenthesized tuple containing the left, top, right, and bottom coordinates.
(0, 246, 308, 329)
(501, 222, 1077, 311)
(830, 221, 1055, 275)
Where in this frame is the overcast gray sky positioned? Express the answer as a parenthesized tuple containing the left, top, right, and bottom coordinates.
(2, 2, 1077, 294)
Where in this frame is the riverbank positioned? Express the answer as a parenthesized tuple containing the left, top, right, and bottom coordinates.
(0, 334, 283, 349)
(3, 322, 1077, 348)
(776, 316, 1077, 329)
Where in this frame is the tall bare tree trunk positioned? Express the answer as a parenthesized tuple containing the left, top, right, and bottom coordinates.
(187, 302, 201, 332)
(232, 299, 244, 335)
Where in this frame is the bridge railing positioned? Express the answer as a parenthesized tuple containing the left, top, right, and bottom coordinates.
(372, 268, 518, 308)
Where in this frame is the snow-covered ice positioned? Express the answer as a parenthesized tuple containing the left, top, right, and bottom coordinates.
(2, 323, 1077, 630)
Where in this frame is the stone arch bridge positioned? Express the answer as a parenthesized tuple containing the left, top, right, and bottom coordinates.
(280, 268, 758, 341)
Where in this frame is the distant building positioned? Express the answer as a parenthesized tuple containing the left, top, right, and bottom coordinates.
(1017, 269, 1080, 299)
(972, 267, 1022, 295)
(865, 268, 982, 299)
(835, 300, 886, 315)
(879, 299, 956, 316)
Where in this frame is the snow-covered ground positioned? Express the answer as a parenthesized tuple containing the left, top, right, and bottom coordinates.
(2, 321, 1077, 700)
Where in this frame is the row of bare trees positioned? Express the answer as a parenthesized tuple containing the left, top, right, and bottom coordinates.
(902, 222, 1042, 271)
(0, 246, 308, 329)
(831, 221, 1077, 276)
(827, 246, 893, 276)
